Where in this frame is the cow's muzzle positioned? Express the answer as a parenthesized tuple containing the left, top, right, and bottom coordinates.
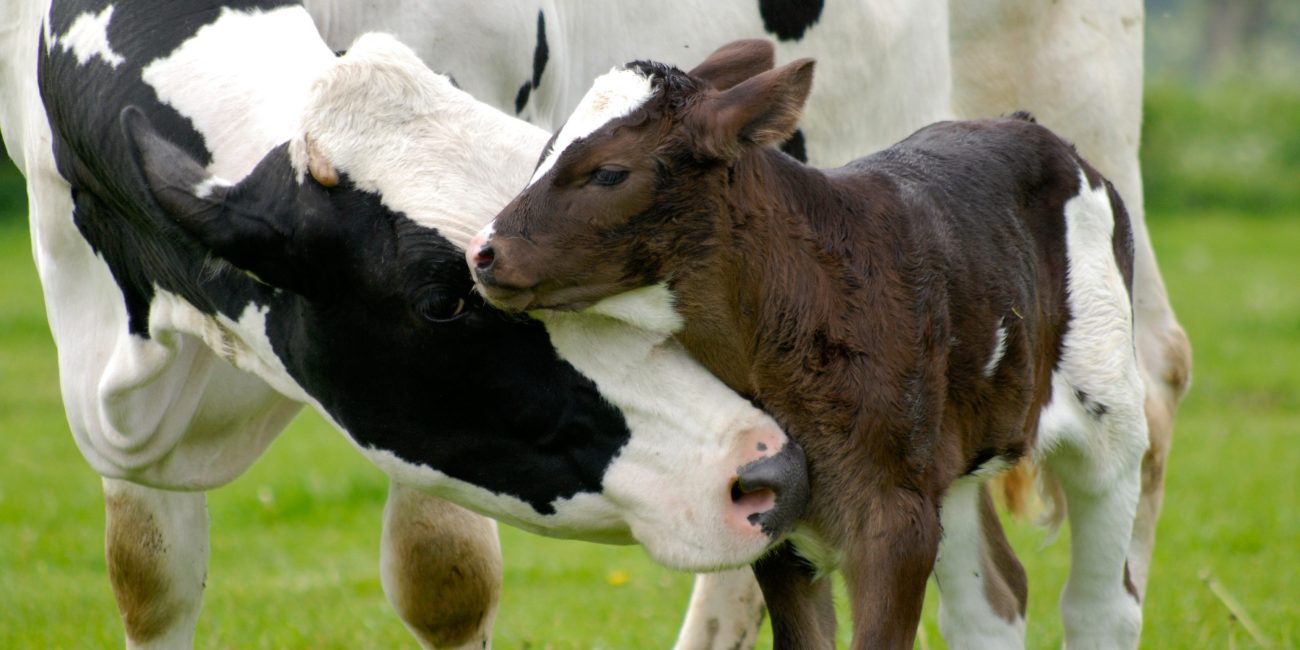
(732, 440, 809, 538)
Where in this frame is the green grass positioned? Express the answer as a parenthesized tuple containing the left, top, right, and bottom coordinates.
(3, 205, 1298, 647)
(1142, 82, 1300, 215)
(3, 76, 1298, 646)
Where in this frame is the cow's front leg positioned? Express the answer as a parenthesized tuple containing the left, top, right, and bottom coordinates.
(380, 481, 502, 649)
(932, 479, 1027, 649)
(842, 489, 942, 650)
(103, 477, 208, 649)
(752, 543, 836, 649)
(672, 568, 766, 650)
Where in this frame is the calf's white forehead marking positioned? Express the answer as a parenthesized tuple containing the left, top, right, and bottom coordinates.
(528, 67, 655, 186)
(53, 5, 126, 68)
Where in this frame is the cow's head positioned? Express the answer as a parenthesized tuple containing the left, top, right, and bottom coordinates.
(467, 39, 813, 313)
(119, 34, 806, 570)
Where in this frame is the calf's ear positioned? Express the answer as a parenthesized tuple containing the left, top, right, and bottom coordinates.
(688, 39, 776, 91)
(121, 106, 325, 294)
(690, 58, 815, 161)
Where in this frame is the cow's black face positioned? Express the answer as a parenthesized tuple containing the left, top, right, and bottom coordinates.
(124, 108, 631, 514)
(36, 2, 804, 569)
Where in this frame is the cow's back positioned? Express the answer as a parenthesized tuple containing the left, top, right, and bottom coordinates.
(305, 0, 953, 167)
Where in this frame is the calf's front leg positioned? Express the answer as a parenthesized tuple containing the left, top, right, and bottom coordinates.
(752, 543, 836, 649)
(841, 489, 942, 650)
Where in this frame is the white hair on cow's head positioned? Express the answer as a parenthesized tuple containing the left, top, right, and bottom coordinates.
(292, 33, 549, 249)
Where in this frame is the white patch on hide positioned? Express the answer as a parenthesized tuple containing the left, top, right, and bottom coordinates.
(528, 67, 655, 185)
(533, 307, 787, 570)
(192, 176, 231, 200)
(984, 323, 1007, 378)
(1034, 170, 1147, 649)
(933, 477, 1027, 648)
(583, 283, 684, 334)
(1036, 170, 1145, 471)
(54, 5, 125, 68)
(292, 33, 548, 249)
(141, 5, 334, 181)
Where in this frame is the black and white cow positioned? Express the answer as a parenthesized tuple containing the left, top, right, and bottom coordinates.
(307, 1, 1192, 648)
(0, 1, 811, 647)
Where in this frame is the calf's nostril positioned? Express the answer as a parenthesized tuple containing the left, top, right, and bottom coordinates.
(473, 244, 495, 271)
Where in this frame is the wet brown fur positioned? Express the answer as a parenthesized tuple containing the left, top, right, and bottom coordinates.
(480, 48, 1136, 649)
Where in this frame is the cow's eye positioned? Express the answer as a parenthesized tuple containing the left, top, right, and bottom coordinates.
(591, 167, 629, 187)
(417, 291, 468, 323)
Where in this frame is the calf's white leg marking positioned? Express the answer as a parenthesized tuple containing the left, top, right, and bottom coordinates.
(933, 477, 1026, 650)
(1038, 171, 1147, 648)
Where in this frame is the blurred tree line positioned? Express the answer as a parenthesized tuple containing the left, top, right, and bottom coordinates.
(1148, 0, 1300, 85)
(1143, 0, 1299, 215)
(2, 0, 1297, 221)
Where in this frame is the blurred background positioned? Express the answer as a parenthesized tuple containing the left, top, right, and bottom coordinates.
(1, 1, 1297, 648)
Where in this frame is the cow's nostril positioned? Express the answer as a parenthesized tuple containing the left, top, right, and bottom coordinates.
(733, 441, 810, 537)
(732, 477, 776, 514)
(473, 244, 495, 271)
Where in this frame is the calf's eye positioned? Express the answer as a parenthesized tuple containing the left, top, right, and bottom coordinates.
(591, 167, 629, 187)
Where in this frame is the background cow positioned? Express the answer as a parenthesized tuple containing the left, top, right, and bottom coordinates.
(307, 1, 1190, 648)
(0, 1, 810, 647)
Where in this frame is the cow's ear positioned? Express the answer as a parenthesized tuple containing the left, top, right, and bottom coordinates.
(688, 39, 776, 91)
(689, 58, 814, 161)
(122, 106, 232, 229)
(122, 106, 319, 293)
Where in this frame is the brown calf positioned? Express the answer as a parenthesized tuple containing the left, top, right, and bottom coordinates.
(469, 42, 1149, 649)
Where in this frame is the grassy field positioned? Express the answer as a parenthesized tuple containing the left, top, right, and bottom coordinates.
(3, 88, 1298, 647)
(4, 210, 1298, 649)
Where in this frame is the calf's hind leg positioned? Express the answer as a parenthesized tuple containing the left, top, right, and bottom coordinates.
(932, 479, 1027, 649)
(1041, 372, 1148, 649)
(381, 481, 502, 650)
(103, 478, 208, 649)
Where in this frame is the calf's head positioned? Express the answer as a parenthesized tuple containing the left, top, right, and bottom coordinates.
(116, 34, 807, 569)
(469, 40, 813, 312)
